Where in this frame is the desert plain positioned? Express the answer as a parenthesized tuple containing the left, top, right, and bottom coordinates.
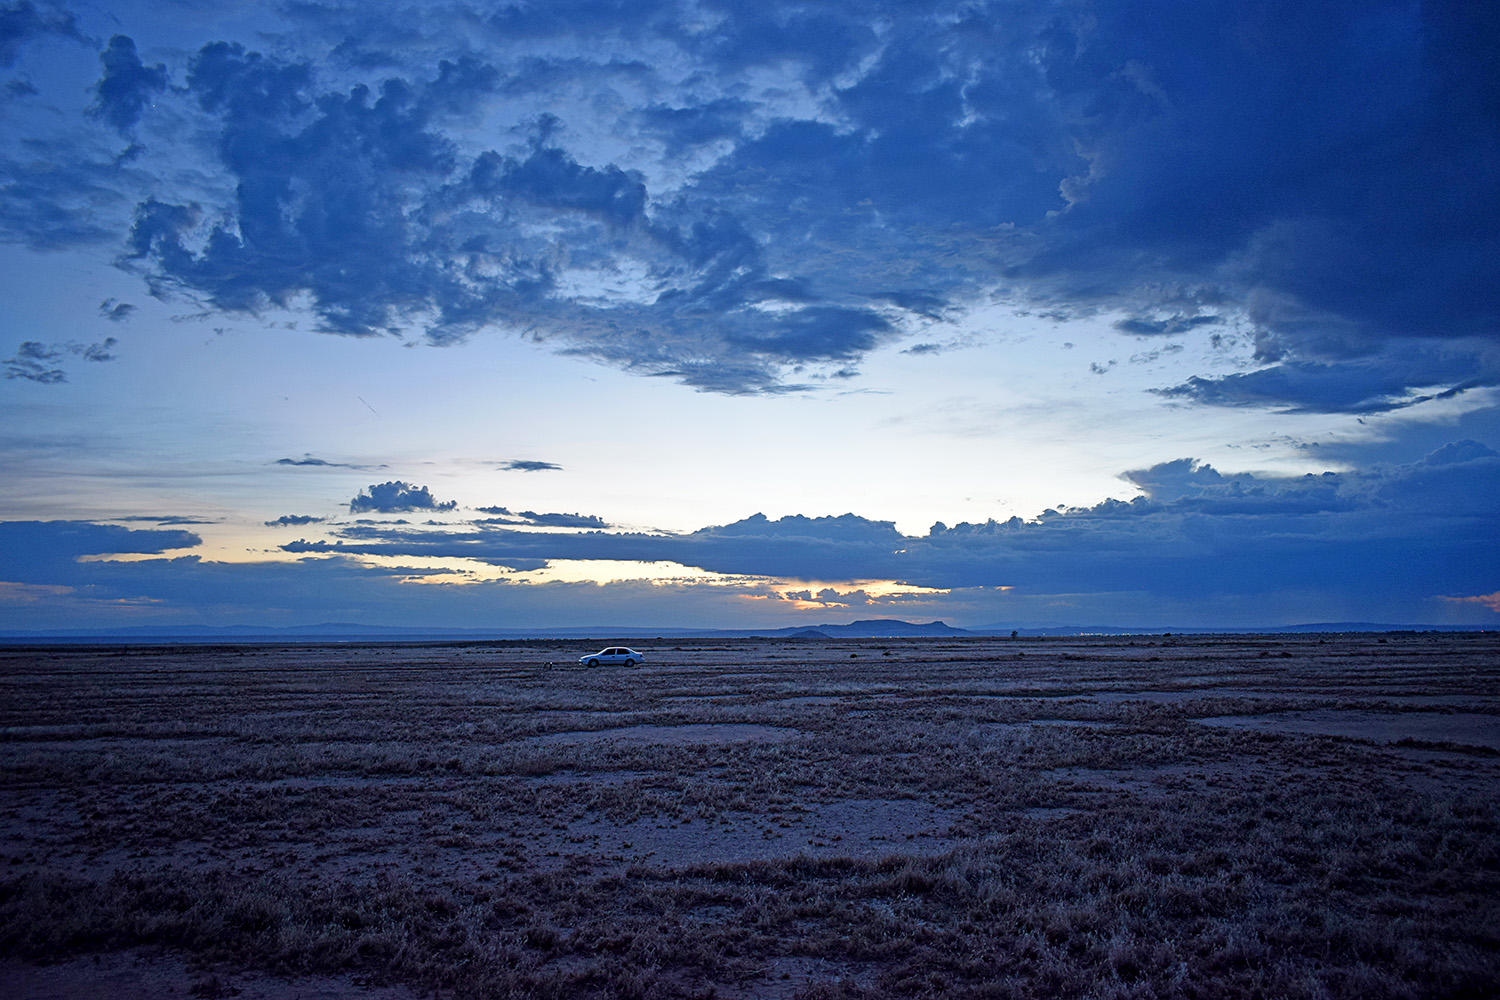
(1, 633, 1497, 999)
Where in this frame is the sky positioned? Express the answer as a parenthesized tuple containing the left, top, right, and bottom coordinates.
(2, 0, 1498, 632)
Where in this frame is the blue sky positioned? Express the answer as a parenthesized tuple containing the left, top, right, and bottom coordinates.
(2, 0, 1497, 630)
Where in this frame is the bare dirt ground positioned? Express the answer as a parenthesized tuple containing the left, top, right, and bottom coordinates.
(1, 633, 1497, 998)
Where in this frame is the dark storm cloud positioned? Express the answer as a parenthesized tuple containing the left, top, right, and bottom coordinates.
(285, 443, 1500, 609)
(348, 481, 457, 514)
(90, 35, 166, 135)
(2, 1, 1495, 401)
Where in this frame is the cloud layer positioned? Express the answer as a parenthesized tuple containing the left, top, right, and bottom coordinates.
(2, 441, 1496, 628)
(1, 1, 1493, 404)
(282, 443, 1499, 604)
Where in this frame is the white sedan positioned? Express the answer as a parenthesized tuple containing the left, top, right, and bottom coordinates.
(578, 646, 645, 667)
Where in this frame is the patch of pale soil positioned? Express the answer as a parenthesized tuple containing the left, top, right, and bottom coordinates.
(525, 722, 797, 747)
(0, 951, 420, 1000)
(1199, 710, 1500, 750)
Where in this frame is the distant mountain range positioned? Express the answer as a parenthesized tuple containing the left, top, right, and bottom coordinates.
(0, 618, 1487, 644)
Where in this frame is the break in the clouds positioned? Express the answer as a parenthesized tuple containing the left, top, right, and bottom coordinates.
(1, 2, 1497, 634)
(284, 443, 1499, 611)
(0, 0, 1492, 403)
(5, 441, 1495, 629)
(348, 481, 457, 514)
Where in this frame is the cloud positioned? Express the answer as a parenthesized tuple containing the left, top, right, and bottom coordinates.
(635, 98, 751, 151)
(348, 481, 456, 514)
(275, 455, 374, 469)
(727, 307, 890, 363)
(500, 459, 562, 472)
(1113, 314, 1219, 337)
(0, 1, 81, 68)
(1439, 592, 1500, 614)
(0, 550, 818, 632)
(473, 507, 609, 529)
(2, 1, 1496, 403)
(89, 35, 167, 135)
(99, 298, 134, 321)
(472, 145, 647, 227)
(264, 514, 325, 527)
(280, 443, 1500, 617)
(0, 520, 200, 584)
(4, 338, 117, 382)
(112, 515, 217, 526)
(1155, 357, 1498, 415)
(3, 440, 1497, 628)
(1424, 440, 1498, 465)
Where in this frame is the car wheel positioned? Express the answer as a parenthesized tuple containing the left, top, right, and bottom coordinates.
(623, 658, 634, 667)
(587, 658, 599, 667)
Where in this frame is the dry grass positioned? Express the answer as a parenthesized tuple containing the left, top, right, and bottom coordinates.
(1, 633, 1497, 998)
